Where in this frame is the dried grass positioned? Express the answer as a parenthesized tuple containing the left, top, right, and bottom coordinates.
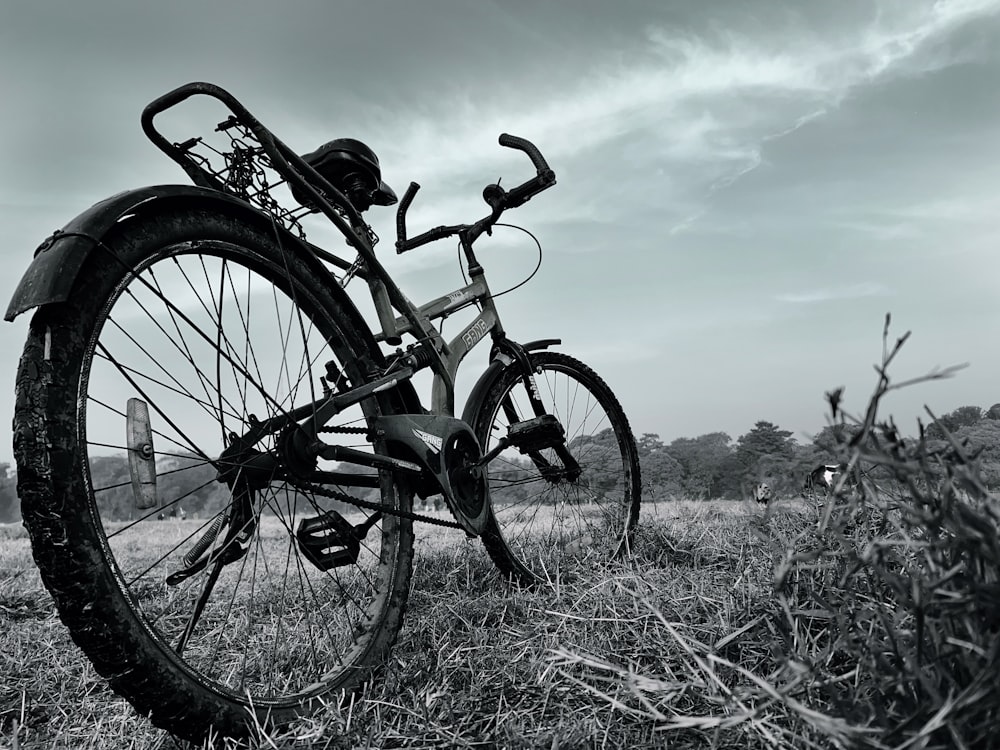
(2, 317, 997, 748)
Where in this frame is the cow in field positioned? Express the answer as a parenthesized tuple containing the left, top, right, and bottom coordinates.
(156, 506, 187, 521)
(751, 482, 773, 505)
(418, 496, 444, 512)
(803, 464, 842, 494)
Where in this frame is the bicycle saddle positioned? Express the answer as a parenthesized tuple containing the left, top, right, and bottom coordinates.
(293, 137, 397, 212)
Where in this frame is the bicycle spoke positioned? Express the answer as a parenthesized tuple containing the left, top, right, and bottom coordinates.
(475, 353, 639, 582)
(70, 236, 411, 703)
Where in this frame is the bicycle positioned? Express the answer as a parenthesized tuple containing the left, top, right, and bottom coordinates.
(6, 81, 641, 742)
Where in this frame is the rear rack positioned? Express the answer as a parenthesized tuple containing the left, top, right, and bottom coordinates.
(139, 81, 452, 346)
(140, 82, 378, 266)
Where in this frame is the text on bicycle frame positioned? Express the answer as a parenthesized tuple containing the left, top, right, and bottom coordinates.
(462, 318, 490, 350)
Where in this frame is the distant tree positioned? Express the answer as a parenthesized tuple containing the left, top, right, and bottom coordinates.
(636, 433, 684, 500)
(481, 456, 532, 505)
(736, 421, 796, 464)
(927, 405, 984, 440)
(950, 420, 1000, 490)
(566, 429, 627, 499)
(947, 405, 984, 429)
(812, 423, 863, 454)
(157, 453, 227, 517)
(637, 433, 661, 451)
(729, 421, 797, 500)
(85, 452, 228, 521)
(88, 455, 134, 520)
(710, 451, 744, 500)
(985, 403, 1000, 421)
(0, 462, 18, 523)
(668, 432, 734, 500)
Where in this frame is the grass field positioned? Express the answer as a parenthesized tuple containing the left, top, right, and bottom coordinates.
(0, 499, 851, 749)
(1, 489, 996, 749)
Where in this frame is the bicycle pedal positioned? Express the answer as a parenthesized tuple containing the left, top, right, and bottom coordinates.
(506, 414, 565, 454)
(296, 510, 378, 571)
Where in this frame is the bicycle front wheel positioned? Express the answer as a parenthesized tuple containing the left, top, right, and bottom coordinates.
(13, 207, 414, 741)
(468, 351, 641, 584)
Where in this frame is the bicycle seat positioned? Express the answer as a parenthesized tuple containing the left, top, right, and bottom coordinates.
(293, 137, 397, 212)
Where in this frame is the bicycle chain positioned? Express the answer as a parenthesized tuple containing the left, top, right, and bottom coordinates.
(305, 425, 465, 529)
(319, 424, 370, 435)
(287, 475, 465, 530)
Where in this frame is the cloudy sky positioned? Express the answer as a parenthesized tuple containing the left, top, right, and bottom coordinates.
(3, 0, 1000, 460)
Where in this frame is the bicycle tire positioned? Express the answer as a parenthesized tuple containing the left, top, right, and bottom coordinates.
(467, 351, 640, 584)
(12, 207, 414, 741)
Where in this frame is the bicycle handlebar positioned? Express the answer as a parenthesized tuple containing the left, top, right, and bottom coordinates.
(395, 182, 420, 245)
(498, 132, 550, 172)
(395, 133, 555, 254)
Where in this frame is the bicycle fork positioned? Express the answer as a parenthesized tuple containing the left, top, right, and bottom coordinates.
(477, 339, 582, 483)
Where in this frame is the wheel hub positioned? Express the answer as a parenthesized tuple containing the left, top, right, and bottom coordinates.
(215, 433, 279, 490)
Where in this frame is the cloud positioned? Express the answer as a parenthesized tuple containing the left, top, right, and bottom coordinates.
(887, 194, 1000, 223)
(352, 0, 1000, 244)
(821, 188, 1000, 248)
(774, 282, 892, 304)
(826, 218, 920, 241)
(853, 0, 1000, 78)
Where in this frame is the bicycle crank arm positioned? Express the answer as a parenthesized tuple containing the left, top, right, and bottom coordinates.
(474, 436, 511, 468)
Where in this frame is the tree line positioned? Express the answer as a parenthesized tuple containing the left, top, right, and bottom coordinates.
(3, 402, 1000, 522)
(635, 402, 1000, 501)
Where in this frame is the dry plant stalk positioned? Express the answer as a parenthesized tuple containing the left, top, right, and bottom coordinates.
(773, 314, 999, 750)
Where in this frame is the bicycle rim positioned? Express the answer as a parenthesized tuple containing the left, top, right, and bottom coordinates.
(475, 352, 640, 583)
(20, 213, 413, 731)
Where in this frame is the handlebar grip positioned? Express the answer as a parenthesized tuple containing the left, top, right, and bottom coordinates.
(396, 181, 420, 245)
(499, 133, 550, 173)
(503, 175, 552, 209)
(397, 224, 461, 254)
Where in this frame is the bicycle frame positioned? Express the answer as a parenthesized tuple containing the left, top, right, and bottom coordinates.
(373, 253, 505, 415)
(5, 82, 641, 743)
(136, 81, 569, 535)
(141, 82, 537, 421)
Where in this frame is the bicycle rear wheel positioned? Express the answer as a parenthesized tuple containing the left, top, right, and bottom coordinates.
(468, 351, 640, 584)
(13, 208, 413, 741)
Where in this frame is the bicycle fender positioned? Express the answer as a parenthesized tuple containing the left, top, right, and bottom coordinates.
(5, 185, 259, 321)
(460, 338, 560, 426)
(4, 184, 423, 413)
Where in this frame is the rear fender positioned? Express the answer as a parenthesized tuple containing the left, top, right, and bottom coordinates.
(4, 184, 422, 413)
(7, 185, 273, 321)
